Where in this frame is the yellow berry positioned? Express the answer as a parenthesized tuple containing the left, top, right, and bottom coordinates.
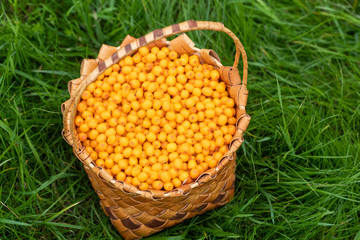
(179, 172, 189, 183)
(166, 143, 177, 152)
(152, 180, 163, 190)
(139, 47, 149, 56)
(190, 169, 200, 179)
(164, 182, 174, 191)
(172, 178, 182, 188)
(168, 51, 178, 60)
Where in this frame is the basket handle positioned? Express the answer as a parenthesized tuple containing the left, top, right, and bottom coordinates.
(133, 20, 248, 86)
(65, 20, 248, 152)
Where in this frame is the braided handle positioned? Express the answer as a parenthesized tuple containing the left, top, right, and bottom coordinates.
(134, 20, 248, 85)
(64, 20, 248, 151)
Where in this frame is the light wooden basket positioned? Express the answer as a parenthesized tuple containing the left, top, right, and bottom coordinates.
(62, 20, 250, 239)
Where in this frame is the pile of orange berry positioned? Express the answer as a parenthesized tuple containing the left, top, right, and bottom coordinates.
(75, 46, 237, 191)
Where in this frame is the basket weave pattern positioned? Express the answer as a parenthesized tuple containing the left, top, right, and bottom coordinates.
(62, 20, 250, 239)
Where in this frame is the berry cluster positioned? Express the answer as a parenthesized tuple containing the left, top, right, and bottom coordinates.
(75, 46, 236, 191)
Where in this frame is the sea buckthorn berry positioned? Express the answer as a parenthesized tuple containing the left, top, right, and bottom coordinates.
(79, 123, 89, 133)
(224, 134, 233, 144)
(166, 143, 177, 153)
(81, 90, 92, 100)
(226, 98, 235, 108)
(210, 70, 220, 80)
(189, 55, 199, 67)
(77, 102, 87, 112)
(174, 158, 183, 170)
(117, 74, 126, 84)
(218, 115, 228, 126)
(125, 177, 132, 185)
(104, 67, 112, 76)
(105, 158, 114, 169)
(229, 125, 236, 135)
(145, 145, 155, 156)
(185, 98, 196, 108)
(150, 47, 159, 54)
(172, 178, 182, 188)
(147, 82, 158, 93)
(168, 51, 178, 60)
(75, 116, 84, 127)
(99, 151, 109, 160)
(116, 172, 126, 181)
(139, 182, 149, 190)
(146, 53, 157, 63)
(202, 87, 213, 97)
(133, 53, 142, 63)
(139, 46, 149, 56)
(190, 169, 200, 179)
(179, 171, 189, 183)
(179, 57, 188, 66)
(189, 114, 198, 123)
(195, 72, 203, 80)
(185, 71, 194, 79)
(160, 171, 171, 183)
(78, 132, 87, 142)
(205, 109, 216, 119)
(96, 159, 105, 167)
(157, 50, 167, 60)
(168, 67, 177, 76)
(122, 66, 132, 75)
(152, 180, 163, 190)
(132, 177, 140, 186)
(228, 117, 236, 125)
(164, 182, 174, 191)
(124, 56, 133, 66)
(152, 65, 163, 76)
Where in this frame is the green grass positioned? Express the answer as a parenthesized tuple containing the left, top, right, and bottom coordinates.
(1, 0, 359, 239)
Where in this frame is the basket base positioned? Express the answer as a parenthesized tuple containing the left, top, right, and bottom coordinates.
(83, 161, 236, 240)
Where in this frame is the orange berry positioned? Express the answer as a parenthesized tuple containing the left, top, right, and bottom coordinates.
(226, 98, 235, 108)
(116, 172, 126, 181)
(79, 123, 89, 132)
(160, 171, 171, 183)
(132, 177, 140, 186)
(152, 65, 163, 76)
(138, 172, 148, 182)
(105, 158, 114, 169)
(75, 116, 84, 127)
(168, 51, 178, 60)
(164, 182, 174, 191)
(139, 182, 149, 190)
(118, 159, 129, 170)
(179, 171, 189, 183)
(195, 72, 203, 80)
(139, 46, 149, 56)
(202, 87, 213, 97)
(210, 70, 220, 80)
(152, 180, 163, 190)
(146, 53, 157, 63)
(78, 132, 87, 142)
(172, 178, 182, 188)
(228, 117, 236, 125)
(166, 143, 177, 153)
(189, 55, 199, 67)
(150, 171, 159, 180)
(96, 159, 105, 167)
(157, 50, 167, 60)
(218, 115, 228, 126)
(190, 169, 200, 179)
(145, 145, 155, 156)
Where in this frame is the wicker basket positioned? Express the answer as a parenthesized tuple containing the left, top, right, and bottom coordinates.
(61, 20, 250, 239)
